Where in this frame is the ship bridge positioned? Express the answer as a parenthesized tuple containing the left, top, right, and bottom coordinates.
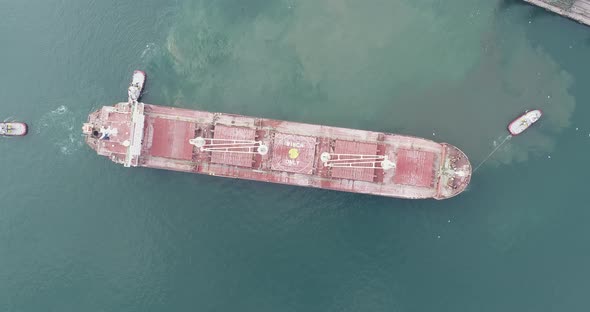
(83, 102, 144, 167)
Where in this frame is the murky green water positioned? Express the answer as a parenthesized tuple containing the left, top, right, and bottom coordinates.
(1, 0, 589, 311)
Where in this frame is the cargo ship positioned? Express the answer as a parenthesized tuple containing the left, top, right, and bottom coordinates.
(83, 100, 471, 200)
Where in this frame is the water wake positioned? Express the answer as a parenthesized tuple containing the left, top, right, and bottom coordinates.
(140, 42, 157, 60)
(37, 105, 84, 155)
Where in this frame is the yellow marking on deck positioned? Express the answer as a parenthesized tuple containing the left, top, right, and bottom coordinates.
(288, 148, 299, 159)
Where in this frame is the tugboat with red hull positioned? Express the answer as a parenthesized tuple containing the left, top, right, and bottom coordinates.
(508, 109, 542, 136)
(0, 122, 28, 137)
(82, 72, 472, 200)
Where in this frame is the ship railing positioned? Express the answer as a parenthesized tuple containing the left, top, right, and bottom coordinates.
(320, 152, 395, 170)
(189, 137, 269, 155)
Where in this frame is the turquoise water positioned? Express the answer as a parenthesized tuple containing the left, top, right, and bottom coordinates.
(1, 0, 590, 310)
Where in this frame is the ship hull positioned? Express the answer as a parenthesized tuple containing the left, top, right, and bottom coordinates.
(83, 103, 472, 200)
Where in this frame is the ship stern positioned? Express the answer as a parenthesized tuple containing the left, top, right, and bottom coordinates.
(82, 102, 145, 167)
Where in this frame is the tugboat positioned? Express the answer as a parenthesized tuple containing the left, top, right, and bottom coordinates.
(0, 122, 28, 136)
(127, 70, 146, 103)
(508, 109, 542, 136)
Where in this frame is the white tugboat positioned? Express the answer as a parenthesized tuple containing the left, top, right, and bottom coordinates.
(0, 122, 28, 136)
(508, 109, 542, 136)
(127, 70, 146, 103)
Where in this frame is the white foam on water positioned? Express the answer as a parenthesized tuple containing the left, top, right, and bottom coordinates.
(140, 42, 157, 59)
(36, 105, 84, 155)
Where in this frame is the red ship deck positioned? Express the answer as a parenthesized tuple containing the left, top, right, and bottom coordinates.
(210, 125, 257, 167)
(84, 103, 472, 200)
(331, 140, 378, 182)
(270, 133, 316, 174)
(394, 149, 435, 187)
(150, 118, 194, 160)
